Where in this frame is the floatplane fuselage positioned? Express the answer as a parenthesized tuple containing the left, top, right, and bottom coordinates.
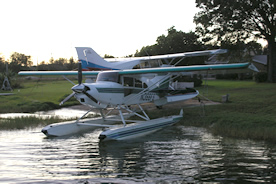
(72, 71, 198, 109)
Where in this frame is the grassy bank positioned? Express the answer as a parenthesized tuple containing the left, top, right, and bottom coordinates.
(0, 78, 79, 113)
(148, 80, 276, 142)
(0, 116, 67, 130)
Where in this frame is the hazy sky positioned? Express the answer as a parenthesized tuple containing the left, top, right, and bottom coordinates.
(0, 0, 199, 63)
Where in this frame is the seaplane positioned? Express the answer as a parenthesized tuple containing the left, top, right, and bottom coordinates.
(18, 47, 258, 141)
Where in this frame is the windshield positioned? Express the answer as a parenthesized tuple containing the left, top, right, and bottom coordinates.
(96, 72, 119, 83)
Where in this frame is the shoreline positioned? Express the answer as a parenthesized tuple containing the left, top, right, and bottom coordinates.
(0, 98, 219, 118)
(2, 80, 276, 143)
(67, 99, 221, 112)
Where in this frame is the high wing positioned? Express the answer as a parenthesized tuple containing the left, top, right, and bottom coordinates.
(130, 49, 227, 61)
(118, 62, 258, 75)
(18, 62, 258, 76)
(18, 71, 100, 76)
(105, 49, 227, 62)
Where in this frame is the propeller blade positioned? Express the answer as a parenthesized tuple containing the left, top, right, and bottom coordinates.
(78, 62, 82, 85)
(82, 85, 98, 103)
(62, 75, 75, 85)
(83, 90, 98, 103)
(59, 92, 76, 106)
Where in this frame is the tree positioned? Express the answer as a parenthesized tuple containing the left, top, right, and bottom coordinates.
(134, 27, 210, 65)
(49, 57, 54, 64)
(0, 55, 5, 73)
(67, 57, 77, 70)
(9, 52, 32, 73)
(135, 27, 205, 57)
(104, 54, 115, 58)
(47, 58, 68, 71)
(194, 0, 276, 82)
(217, 40, 263, 63)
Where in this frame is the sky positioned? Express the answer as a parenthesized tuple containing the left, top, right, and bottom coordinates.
(0, 0, 199, 64)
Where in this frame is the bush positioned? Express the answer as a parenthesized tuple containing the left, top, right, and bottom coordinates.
(18, 101, 60, 113)
(176, 75, 203, 87)
(216, 73, 239, 80)
(254, 72, 267, 83)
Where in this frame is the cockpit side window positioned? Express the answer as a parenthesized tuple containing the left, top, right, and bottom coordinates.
(96, 72, 119, 83)
(123, 77, 134, 86)
(140, 61, 151, 68)
(149, 60, 160, 68)
(133, 64, 140, 69)
(122, 76, 147, 88)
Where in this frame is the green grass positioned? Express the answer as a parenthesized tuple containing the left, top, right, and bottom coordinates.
(0, 116, 66, 130)
(201, 80, 276, 142)
(0, 78, 79, 113)
(148, 80, 276, 142)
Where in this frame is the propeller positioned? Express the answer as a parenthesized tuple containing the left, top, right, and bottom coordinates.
(59, 92, 75, 106)
(78, 61, 82, 85)
(59, 62, 83, 106)
(60, 61, 98, 105)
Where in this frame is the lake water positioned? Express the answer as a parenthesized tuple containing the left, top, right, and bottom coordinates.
(1, 122, 276, 183)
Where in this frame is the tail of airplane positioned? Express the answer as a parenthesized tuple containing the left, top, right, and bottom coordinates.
(75, 47, 114, 71)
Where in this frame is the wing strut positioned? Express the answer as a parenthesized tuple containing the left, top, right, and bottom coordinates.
(118, 105, 126, 127)
(118, 105, 149, 121)
(76, 109, 94, 123)
(62, 75, 75, 85)
(172, 57, 185, 66)
(124, 73, 171, 104)
(138, 104, 150, 120)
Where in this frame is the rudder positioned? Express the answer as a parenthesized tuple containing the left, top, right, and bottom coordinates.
(75, 47, 111, 70)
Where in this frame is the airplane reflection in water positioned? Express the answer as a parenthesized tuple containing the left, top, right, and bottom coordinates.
(1, 126, 274, 183)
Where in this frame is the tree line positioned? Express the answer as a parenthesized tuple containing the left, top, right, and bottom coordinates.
(0, 54, 78, 89)
(0, 26, 265, 75)
(1, 0, 274, 81)
(134, 26, 264, 65)
(0, 26, 266, 81)
(0, 54, 78, 74)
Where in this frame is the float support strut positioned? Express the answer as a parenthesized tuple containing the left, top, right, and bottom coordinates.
(118, 105, 126, 127)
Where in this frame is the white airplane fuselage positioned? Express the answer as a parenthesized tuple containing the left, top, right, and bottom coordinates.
(73, 82, 160, 108)
(72, 71, 198, 109)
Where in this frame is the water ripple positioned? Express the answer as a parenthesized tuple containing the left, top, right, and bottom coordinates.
(0, 125, 276, 183)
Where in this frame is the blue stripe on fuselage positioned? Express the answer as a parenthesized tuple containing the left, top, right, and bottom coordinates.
(79, 59, 118, 71)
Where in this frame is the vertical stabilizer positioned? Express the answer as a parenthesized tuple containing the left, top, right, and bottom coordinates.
(75, 47, 112, 70)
